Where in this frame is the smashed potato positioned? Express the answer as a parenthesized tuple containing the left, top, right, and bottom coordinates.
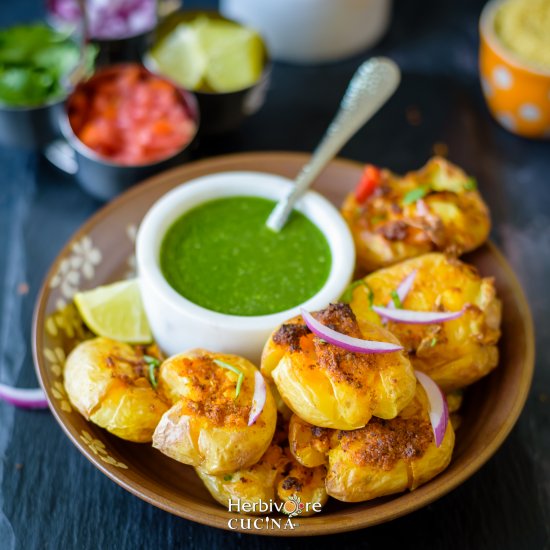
(153, 349, 277, 475)
(289, 385, 455, 502)
(197, 419, 327, 516)
(341, 157, 491, 272)
(349, 253, 501, 391)
(261, 303, 416, 430)
(64, 337, 169, 443)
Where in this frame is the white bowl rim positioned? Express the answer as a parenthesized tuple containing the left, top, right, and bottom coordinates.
(136, 170, 355, 330)
(480, 0, 550, 78)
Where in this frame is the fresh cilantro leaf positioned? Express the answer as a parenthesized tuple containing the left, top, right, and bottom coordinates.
(390, 290, 403, 309)
(370, 213, 387, 225)
(464, 177, 477, 191)
(340, 279, 373, 306)
(0, 23, 96, 107)
(144, 355, 161, 389)
(403, 186, 429, 205)
(214, 359, 244, 398)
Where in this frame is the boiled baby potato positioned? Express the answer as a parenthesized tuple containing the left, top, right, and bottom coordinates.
(289, 385, 455, 502)
(153, 349, 277, 475)
(197, 438, 327, 516)
(64, 337, 169, 443)
(341, 157, 491, 272)
(261, 303, 416, 430)
(349, 253, 501, 391)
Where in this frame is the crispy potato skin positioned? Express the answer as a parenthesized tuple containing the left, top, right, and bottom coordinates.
(196, 443, 327, 516)
(153, 349, 277, 475)
(349, 253, 502, 391)
(341, 157, 491, 272)
(64, 337, 169, 443)
(261, 304, 416, 430)
(289, 386, 455, 502)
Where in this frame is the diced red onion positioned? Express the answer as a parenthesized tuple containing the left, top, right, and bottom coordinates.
(416, 198, 429, 216)
(387, 269, 417, 310)
(0, 384, 49, 410)
(415, 371, 448, 447)
(47, 0, 157, 39)
(372, 305, 464, 324)
(301, 308, 403, 354)
(248, 370, 267, 426)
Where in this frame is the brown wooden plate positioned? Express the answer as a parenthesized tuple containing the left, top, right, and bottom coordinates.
(32, 152, 535, 536)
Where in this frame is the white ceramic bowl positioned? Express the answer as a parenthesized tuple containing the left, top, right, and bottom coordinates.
(136, 171, 355, 363)
(220, 0, 392, 64)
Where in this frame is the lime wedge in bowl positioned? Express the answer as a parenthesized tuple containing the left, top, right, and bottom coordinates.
(149, 15, 265, 93)
(149, 24, 207, 90)
(198, 22, 265, 93)
(74, 279, 152, 344)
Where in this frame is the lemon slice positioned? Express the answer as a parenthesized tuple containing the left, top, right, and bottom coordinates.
(74, 279, 152, 344)
(150, 25, 207, 90)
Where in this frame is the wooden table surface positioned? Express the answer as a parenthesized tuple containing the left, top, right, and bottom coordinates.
(0, 0, 548, 548)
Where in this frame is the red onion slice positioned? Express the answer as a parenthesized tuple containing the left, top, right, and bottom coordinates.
(0, 384, 49, 410)
(248, 370, 267, 426)
(416, 198, 429, 217)
(387, 269, 417, 310)
(415, 371, 448, 447)
(301, 308, 403, 354)
(372, 305, 464, 324)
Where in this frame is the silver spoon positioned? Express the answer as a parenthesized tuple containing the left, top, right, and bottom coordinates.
(266, 57, 401, 232)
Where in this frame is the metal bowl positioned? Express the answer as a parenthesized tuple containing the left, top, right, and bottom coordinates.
(0, 98, 65, 149)
(50, 64, 200, 201)
(145, 10, 271, 135)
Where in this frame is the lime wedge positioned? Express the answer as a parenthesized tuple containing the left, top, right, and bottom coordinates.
(150, 25, 207, 90)
(198, 22, 264, 93)
(74, 279, 152, 344)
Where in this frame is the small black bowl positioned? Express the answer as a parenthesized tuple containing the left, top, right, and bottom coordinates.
(52, 63, 200, 201)
(0, 98, 65, 149)
(145, 10, 272, 135)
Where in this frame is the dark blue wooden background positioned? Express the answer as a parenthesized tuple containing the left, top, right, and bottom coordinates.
(0, 0, 548, 548)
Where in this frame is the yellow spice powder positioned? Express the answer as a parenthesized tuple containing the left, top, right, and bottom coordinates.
(494, 0, 550, 69)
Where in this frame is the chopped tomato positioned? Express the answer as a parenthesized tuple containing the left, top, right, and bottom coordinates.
(68, 64, 196, 166)
(355, 164, 381, 203)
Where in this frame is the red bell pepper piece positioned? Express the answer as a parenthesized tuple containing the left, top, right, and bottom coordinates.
(355, 164, 381, 203)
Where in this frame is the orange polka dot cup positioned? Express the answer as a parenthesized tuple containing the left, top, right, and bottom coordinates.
(480, 0, 550, 139)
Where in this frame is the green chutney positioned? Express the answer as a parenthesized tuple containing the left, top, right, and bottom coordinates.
(160, 196, 332, 316)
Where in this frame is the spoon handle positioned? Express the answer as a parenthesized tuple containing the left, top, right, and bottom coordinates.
(266, 57, 401, 232)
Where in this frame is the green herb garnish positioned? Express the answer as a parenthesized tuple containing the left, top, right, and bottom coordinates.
(223, 474, 233, 481)
(463, 177, 477, 191)
(144, 355, 161, 389)
(403, 186, 429, 205)
(214, 359, 244, 398)
(0, 23, 97, 107)
(390, 290, 403, 309)
(370, 213, 387, 225)
(430, 337, 438, 347)
(340, 279, 373, 307)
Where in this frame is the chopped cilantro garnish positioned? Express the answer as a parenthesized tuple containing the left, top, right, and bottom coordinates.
(463, 177, 477, 191)
(223, 474, 233, 482)
(214, 359, 244, 398)
(340, 279, 373, 307)
(403, 186, 429, 205)
(144, 355, 160, 389)
(390, 290, 403, 309)
(370, 213, 387, 225)
(430, 337, 438, 347)
(0, 23, 97, 107)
